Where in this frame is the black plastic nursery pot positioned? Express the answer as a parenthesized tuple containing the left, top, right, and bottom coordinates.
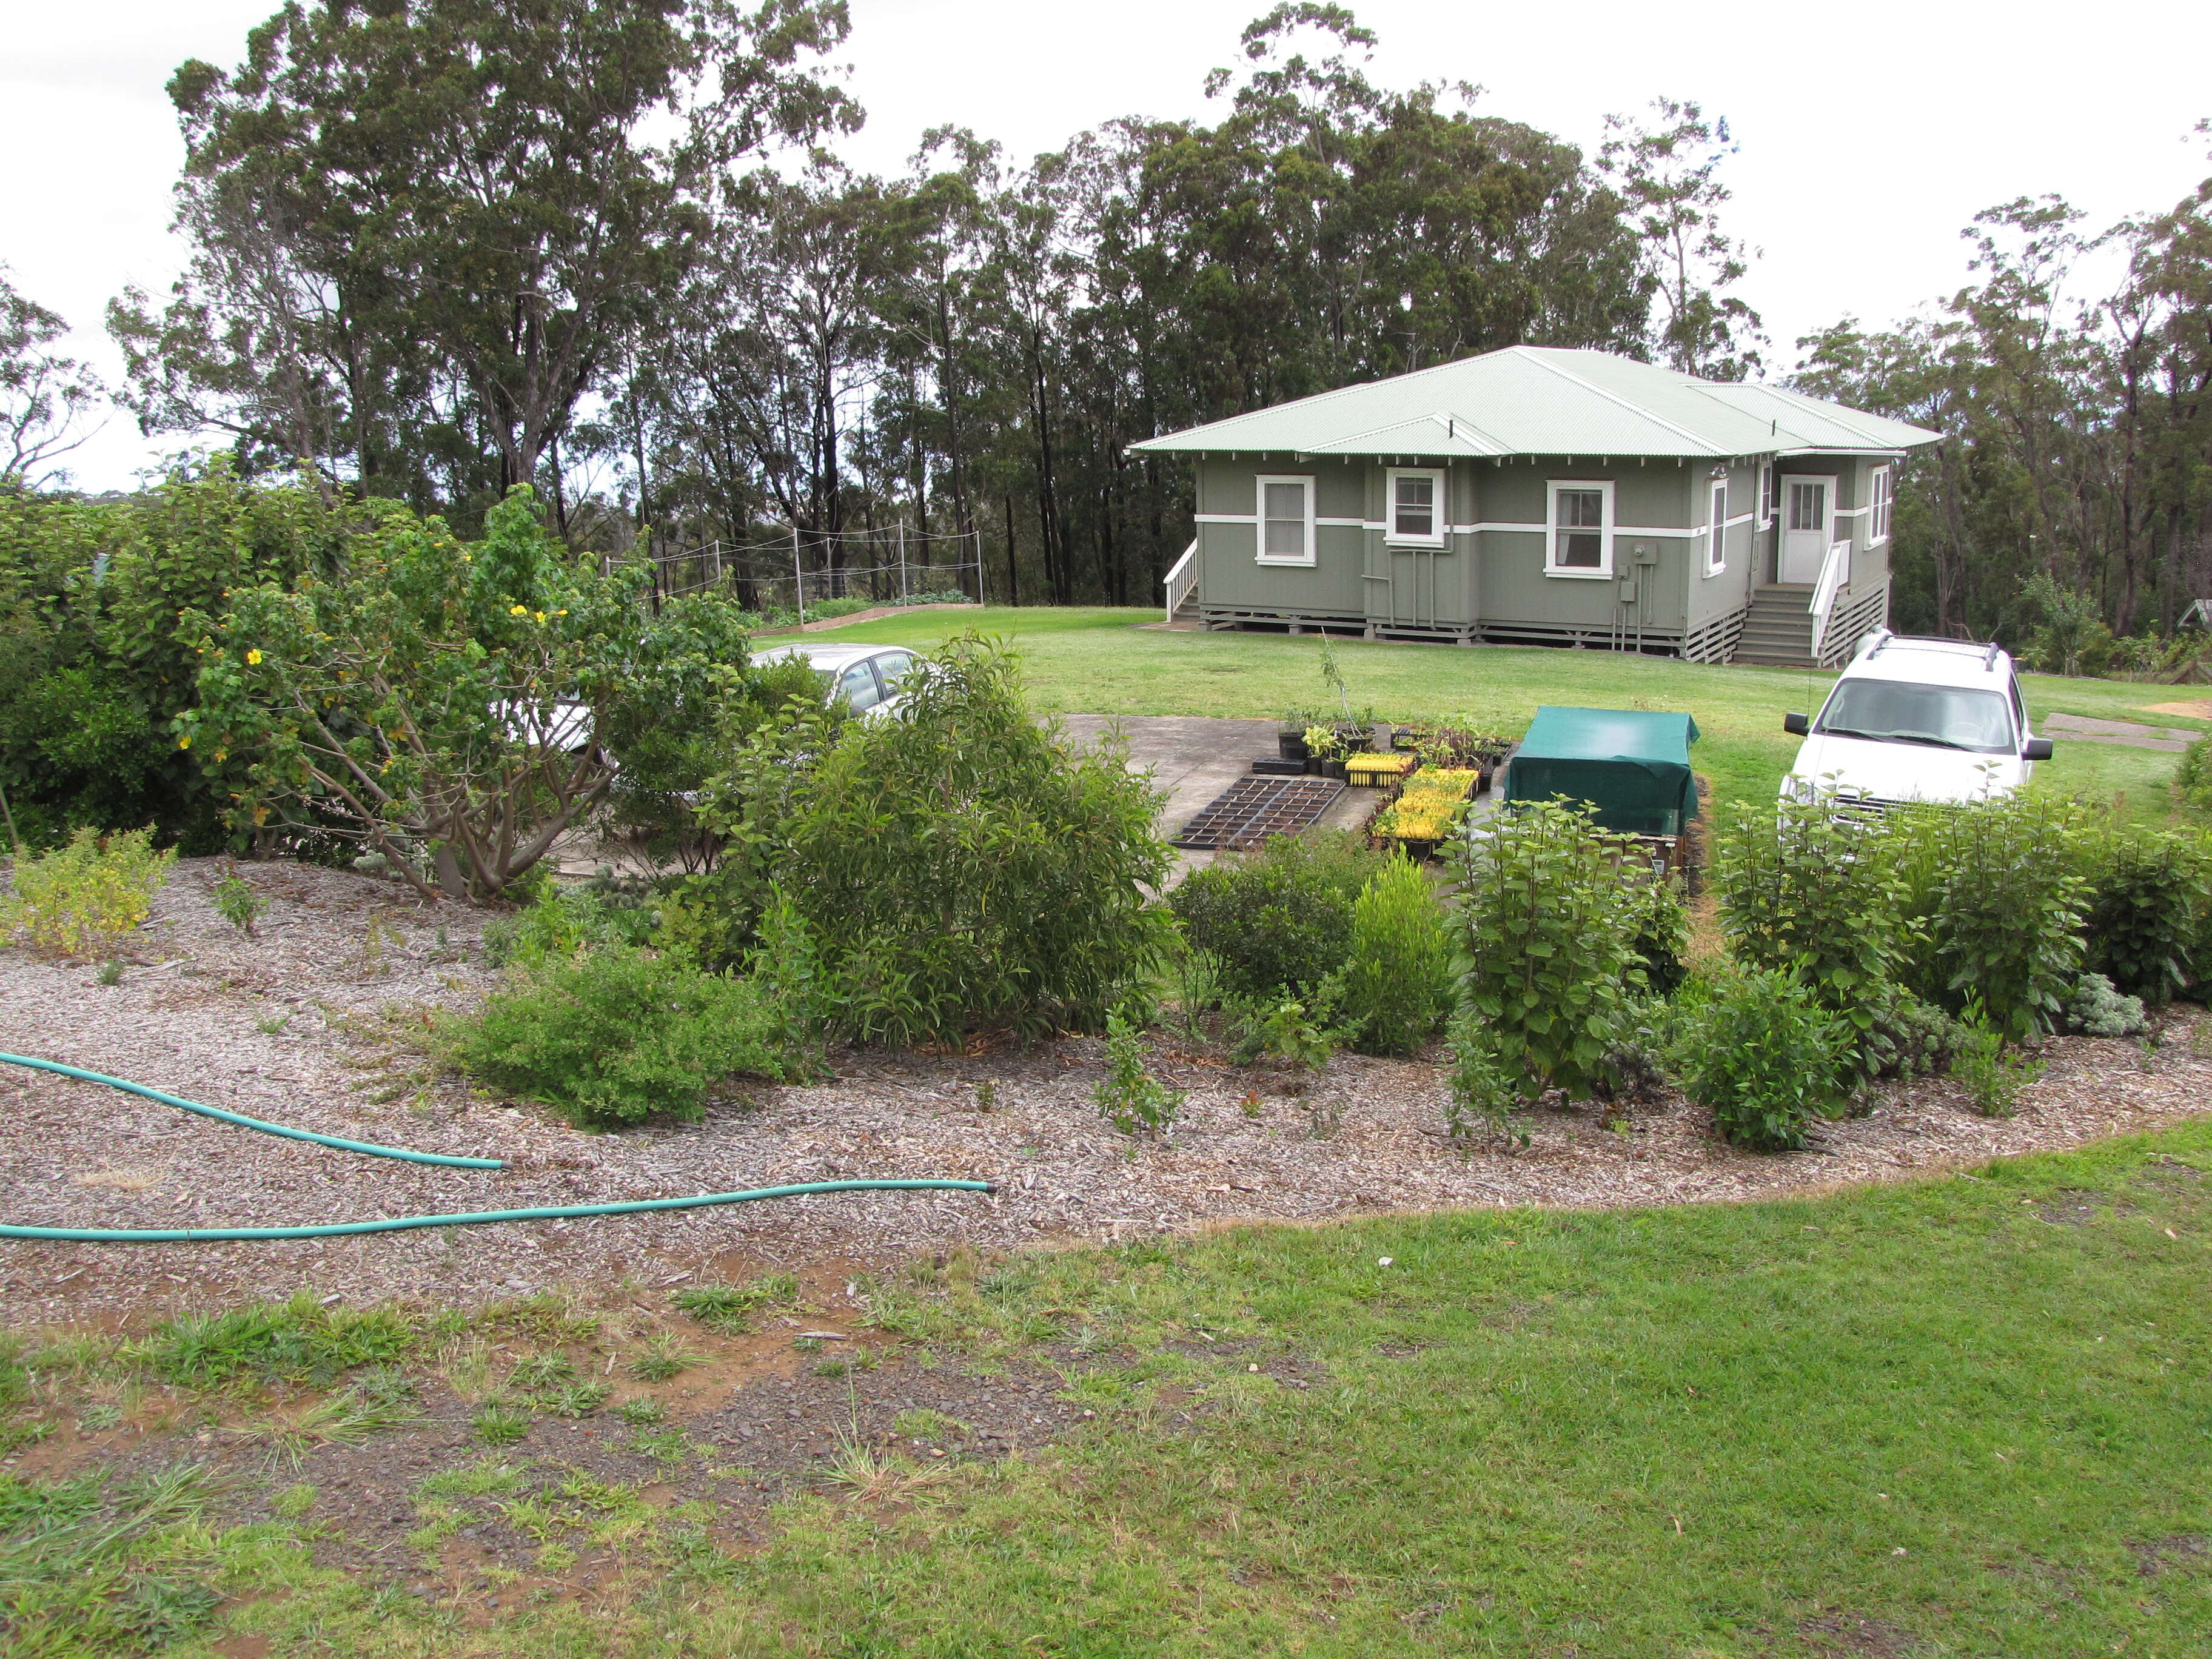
(1279, 732, 1309, 761)
(1322, 757, 1348, 780)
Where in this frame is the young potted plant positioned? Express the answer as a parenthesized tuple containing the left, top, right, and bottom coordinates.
(1304, 725, 1343, 778)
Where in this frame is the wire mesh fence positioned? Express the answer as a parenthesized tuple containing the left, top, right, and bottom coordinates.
(646, 526, 984, 614)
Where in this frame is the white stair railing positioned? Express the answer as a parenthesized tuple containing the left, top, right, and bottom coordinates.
(1808, 539, 1851, 661)
(1163, 538, 1198, 617)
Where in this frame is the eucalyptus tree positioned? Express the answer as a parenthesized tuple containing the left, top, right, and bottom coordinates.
(1598, 98, 1764, 379)
(0, 269, 104, 489)
(114, 0, 857, 526)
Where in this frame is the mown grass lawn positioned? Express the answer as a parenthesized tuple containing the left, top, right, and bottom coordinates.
(136, 1119, 2212, 1656)
(836, 606, 2210, 815)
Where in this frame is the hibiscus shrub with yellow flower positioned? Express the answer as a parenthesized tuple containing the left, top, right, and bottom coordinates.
(179, 486, 762, 903)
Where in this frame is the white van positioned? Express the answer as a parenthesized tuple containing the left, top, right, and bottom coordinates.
(1780, 631, 2053, 807)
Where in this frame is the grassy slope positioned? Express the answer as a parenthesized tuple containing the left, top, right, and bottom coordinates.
(829, 606, 2209, 815)
(187, 1122, 2212, 1656)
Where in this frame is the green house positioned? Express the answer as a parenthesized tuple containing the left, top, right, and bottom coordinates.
(1133, 346, 1940, 669)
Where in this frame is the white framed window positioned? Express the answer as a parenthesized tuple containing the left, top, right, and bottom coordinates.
(1757, 461, 1774, 528)
(1545, 480, 1614, 578)
(1706, 480, 1728, 576)
(1869, 465, 1893, 545)
(1255, 474, 1316, 565)
(1385, 467, 1445, 547)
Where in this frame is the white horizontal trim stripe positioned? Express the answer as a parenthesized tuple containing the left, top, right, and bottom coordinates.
(1723, 511, 1756, 528)
(1208, 515, 1705, 537)
(1833, 505, 1872, 518)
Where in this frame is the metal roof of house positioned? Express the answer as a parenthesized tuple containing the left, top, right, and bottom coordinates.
(1127, 345, 1940, 461)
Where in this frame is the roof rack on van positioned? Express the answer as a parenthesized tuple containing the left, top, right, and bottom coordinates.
(1865, 628, 1894, 659)
(1983, 642, 2002, 671)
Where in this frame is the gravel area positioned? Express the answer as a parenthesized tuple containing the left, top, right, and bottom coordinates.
(4, 856, 2208, 1331)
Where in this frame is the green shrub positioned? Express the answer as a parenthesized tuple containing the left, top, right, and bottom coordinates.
(1952, 1001, 2044, 1116)
(1895, 796, 2088, 1042)
(481, 880, 655, 969)
(1667, 963, 1851, 1151)
(692, 635, 1170, 1046)
(1338, 854, 1452, 1056)
(2063, 972, 2149, 1037)
(1451, 802, 1642, 1099)
(1229, 996, 1337, 1076)
(2176, 736, 2212, 818)
(2077, 824, 2209, 1004)
(1170, 831, 1385, 1002)
(1623, 872, 1691, 997)
(1443, 1008, 1524, 1147)
(1854, 981, 1968, 1081)
(1, 826, 173, 957)
(1715, 796, 1908, 1008)
(454, 948, 786, 1127)
(1094, 1013, 1184, 1135)
(0, 460, 357, 854)
(210, 868, 265, 934)
(183, 486, 773, 902)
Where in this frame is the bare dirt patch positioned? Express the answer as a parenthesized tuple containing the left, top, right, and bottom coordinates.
(4, 858, 2210, 1335)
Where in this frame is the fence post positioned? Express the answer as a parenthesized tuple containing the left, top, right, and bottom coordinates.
(791, 521, 803, 622)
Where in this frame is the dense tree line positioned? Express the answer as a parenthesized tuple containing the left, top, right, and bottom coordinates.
(1794, 169, 2212, 664)
(54, 1, 1759, 609)
(7, 1, 2204, 651)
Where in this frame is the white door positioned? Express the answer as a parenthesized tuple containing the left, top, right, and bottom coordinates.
(1779, 475, 1833, 585)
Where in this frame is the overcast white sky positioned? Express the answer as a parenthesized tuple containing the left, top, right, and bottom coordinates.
(4, 0, 2207, 489)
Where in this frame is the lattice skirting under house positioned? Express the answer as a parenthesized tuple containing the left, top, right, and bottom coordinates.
(1198, 605, 1743, 660)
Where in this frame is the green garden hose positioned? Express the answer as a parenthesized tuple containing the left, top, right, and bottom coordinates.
(0, 1051, 993, 1244)
(2, 1052, 505, 1170)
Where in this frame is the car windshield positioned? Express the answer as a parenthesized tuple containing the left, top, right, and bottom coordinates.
(1814, 679, 2016, 754)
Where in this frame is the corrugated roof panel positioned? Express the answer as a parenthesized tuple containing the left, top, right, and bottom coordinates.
(1128, 344, 1942, 460)
(1302, 414, 1511, 458)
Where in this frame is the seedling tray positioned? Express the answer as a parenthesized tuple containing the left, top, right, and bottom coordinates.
(1173, 776, 1345, 851)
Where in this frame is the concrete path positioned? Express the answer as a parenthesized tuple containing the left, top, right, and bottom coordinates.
(2042, 712, 2202, 752)
(1053, 714, 1378, 881)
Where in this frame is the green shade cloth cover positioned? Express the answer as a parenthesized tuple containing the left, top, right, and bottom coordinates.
(1504, 706, 1701, 837)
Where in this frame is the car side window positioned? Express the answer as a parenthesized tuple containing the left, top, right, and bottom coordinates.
(872, 651, 915, 690)
(2008, 677, 2026, 744)
(836, 662, 882, 712)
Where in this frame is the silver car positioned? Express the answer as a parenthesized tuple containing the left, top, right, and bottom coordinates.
(751, 642, 922, 719)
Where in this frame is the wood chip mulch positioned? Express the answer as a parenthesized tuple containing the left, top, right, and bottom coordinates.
(3, 857, 2205, 1330)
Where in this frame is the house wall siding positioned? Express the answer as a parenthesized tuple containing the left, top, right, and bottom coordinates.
(1686, 457, 1760, 631)
(1473, 458, 1691, 638)
(1191, 448, 1892, 659)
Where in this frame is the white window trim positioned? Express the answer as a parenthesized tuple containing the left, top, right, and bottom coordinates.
(1757, 462, 1774, 528)
(1868, 464, 1892, 546)
(1705, 480, 1729, 577)
(1254, 474, 1316, 566)
(1384, 466, 1446, 548)
(1544, 478, 1615, 579)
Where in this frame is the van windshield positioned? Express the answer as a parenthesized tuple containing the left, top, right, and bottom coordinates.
(1814, 680, 2016, 754)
